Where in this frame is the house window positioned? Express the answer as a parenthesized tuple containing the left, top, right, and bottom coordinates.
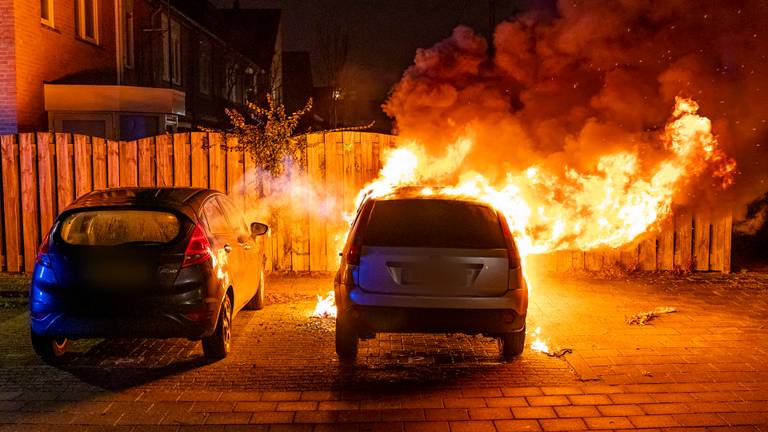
(244, 68, 254, 103)
(122, 0, 134, 69)
(171, 20, 181, 85)
(199, 40, 212, 95)
(160, 14, 182, 84)
(40, 0, 54, 26)
(75, 0, 99, 43)
(224, 62, 239, 103)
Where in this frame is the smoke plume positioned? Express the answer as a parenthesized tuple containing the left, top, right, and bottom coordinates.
(384, 0, 768, 218)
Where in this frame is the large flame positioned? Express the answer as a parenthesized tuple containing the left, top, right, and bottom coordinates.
(315, 98, 735, 353)
(346, 97, 734, 256)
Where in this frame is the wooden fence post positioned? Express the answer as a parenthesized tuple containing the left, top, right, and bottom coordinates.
(36, 133, 56, 240)
(190, 132, 209, 189)
(73, 135, 93, 198)
(674, 211, 693, 271)
(173, 133, 190, 187)
(138, 137, 156, 187)
(155, 134, 173, 187)
(19, 134, 40, 272)
(107, 139, 120, 188)
(307, 133, 327, 272)
(1, 135, 21, 271)
(693, 209, 710, 271)
(92, 138, 107, 190)
(208, 133, 226, 192)
(55, 133, 74, 211)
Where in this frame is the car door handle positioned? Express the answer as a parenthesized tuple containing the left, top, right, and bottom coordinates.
(223, 244, 233, 253)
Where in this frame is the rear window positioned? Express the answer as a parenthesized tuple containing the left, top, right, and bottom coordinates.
(362, 199, 506, 249)
(59, 210, 181, 246)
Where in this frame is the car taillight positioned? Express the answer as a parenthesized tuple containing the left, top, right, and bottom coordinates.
(347, 244, 361, 265)
(35, 234, 51, 268)
(499, 215, 521, 269)
(182, 224, 213, 268)
(343, 200, 374, 266)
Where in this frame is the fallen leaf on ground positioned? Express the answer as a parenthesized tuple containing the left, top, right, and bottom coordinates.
(626, 306, 677, 325)
(545, 348, 573, 357)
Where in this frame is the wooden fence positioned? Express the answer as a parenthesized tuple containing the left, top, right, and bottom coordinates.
(0, 131, 396, 273)
(528, 210, 733, 273)
(0, 131, 731, 274)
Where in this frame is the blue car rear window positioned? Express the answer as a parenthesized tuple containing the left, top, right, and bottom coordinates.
(59, 210, 181, 246)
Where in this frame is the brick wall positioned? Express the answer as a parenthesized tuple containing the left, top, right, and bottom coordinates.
(11, 0, 117, 131)
(0, 0, 18, 134)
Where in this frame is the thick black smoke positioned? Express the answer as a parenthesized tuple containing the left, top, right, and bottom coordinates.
(384, 0, 768, 217)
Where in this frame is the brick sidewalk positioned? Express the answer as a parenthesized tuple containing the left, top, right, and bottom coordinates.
(0, 272, 767, 431)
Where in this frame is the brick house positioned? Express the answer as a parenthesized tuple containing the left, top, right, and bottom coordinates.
(0, 0, 282, 139)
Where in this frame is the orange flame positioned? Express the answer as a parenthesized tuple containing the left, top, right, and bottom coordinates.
(346, 97, 735, 257)
(312, 291, 337, 318)
(317, 98, 735, 352)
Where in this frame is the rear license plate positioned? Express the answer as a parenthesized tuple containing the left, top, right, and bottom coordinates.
(83, 265, 149, 285)
(401, 267, 467, 285)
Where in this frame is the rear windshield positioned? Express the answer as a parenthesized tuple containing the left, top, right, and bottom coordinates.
(362, 199, 506, 249)
(59, 210, 181, 246)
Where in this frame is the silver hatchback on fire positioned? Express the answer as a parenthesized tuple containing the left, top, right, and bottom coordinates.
(334, 188, 529, 361)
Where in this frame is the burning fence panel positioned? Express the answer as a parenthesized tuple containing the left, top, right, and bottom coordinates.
(526, 209, 733, 274)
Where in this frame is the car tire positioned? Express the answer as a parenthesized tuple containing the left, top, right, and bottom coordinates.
(499, 325, 526, 360)
(244, 270, 265, 310)
(335, 312, 358, 362)
(31, 332, 68, 359)
(202, 295, 232, 359)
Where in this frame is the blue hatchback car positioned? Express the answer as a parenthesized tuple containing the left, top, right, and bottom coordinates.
(29, 187, 269, 359)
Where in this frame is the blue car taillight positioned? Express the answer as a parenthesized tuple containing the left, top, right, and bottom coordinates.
(35, 234, 52, 268)
(31, 233, 59, 290)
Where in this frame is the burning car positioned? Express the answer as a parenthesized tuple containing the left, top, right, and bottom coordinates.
(334, 187, 528, 361)
(29, 188, 269, 359)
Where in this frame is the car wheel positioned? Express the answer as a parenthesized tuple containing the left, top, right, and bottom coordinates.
(335, 311, 358, 362)
(244, 270, 265, 310)
(499, 325, 526, 360)
(31, 332, 68, 359)
(202, 295, 232, 359)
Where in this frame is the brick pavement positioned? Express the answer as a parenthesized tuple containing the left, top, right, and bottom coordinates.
(0, 271, 767, 431)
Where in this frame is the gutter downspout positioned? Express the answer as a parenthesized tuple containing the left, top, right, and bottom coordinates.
(115, 0, 122, 85)
(167, 0, 172, 89)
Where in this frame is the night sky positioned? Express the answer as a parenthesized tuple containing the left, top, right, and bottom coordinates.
(214, 0, 539, 106)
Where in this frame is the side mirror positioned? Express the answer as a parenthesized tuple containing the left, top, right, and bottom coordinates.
(250, 222, 269, 237)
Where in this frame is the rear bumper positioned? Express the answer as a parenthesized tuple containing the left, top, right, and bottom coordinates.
(343, 305, 525, 335)
(346, 287, 527, 313)
(336, 281, 528, 335)
(29, 309, 218, 339)
(28, 277, 222, 340)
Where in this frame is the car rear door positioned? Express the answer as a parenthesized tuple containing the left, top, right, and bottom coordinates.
(356, 199, 510, 297)
(200, 198, 239, 295)
(217, 196, 260, 306)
